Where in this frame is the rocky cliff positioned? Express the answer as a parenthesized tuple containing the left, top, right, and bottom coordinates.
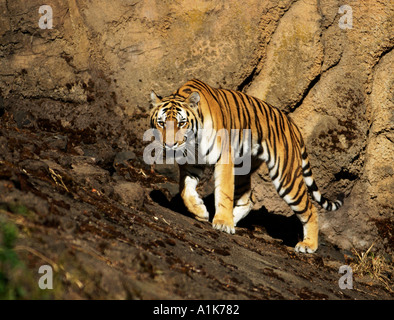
(0, 0, 393, 299)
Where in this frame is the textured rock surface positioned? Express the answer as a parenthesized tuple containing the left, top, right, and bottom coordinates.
(0, 0, 393, 257)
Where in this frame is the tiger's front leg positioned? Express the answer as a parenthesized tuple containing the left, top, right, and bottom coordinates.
(179, 165, 209, 222)
(212, 162, 235, 234)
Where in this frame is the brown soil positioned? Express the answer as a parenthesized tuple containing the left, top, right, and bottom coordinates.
(0, 110, 392, 300)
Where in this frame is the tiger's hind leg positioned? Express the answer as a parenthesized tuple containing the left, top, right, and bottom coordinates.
(294, 202, 319, 253)
(288, 189, 318, 253)
(233, 174, 254, 226)
(270, 166, 319, 253)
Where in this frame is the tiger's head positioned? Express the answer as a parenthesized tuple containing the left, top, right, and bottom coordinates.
(149, 91, 201, 152)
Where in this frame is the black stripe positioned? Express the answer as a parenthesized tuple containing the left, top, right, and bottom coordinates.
(293, 176, 305, 199)
(270, 156, 280, 181)
(205, 134, 216, 156)
(308, 181, 318, 192)
(245, 94, 263, 138)
(216, 90, 230, 129)
(303, 169, 312, 177)
(255, 99, 268, 139)
(236, 91, 253, 128)
(299, 212, 312, 224)
(293, 205, 309, 216)
(279, 172, 299, 198)
(288, 189, 307, 207)
(268, 138, 277, 170)
(276, 171, 287, 193)
(235, 91, 252, 136)
(231, 92, 243, 130)
(192, 80, 220, 103)
(302, 161, 311, 172)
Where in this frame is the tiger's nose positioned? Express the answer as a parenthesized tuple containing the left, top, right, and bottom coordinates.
(165, 142, 178, 149)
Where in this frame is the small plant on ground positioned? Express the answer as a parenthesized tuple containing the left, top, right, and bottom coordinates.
(350, 243, 393, 293)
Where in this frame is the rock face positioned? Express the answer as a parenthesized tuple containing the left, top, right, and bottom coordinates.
(0, 0, 393, 254)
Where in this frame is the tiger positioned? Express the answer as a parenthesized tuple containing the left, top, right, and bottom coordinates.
(149, 79, 343, 253)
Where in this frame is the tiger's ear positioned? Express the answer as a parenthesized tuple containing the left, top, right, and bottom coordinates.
(186, 91, 200, 109)
(150, 91, 162, 107)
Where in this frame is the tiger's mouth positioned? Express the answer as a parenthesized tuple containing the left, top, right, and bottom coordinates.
(163, 141, 187, 151)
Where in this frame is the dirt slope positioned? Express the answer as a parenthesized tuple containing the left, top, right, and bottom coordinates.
(1, 0, 393, 259)
(0, 114, 392, 300)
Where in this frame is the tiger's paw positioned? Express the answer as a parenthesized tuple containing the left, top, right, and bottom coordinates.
(212, 218, 235, 234)
(295, 241, 318, 254)
(195, 213, 209, 222)
(193, 206, 209, 222)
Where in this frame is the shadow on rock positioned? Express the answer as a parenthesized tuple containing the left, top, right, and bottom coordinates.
(237, 208, 303, 248)
(149, 189, 303, 248)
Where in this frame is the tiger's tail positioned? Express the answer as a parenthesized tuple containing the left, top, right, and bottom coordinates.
(300, 146, 344, 211)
